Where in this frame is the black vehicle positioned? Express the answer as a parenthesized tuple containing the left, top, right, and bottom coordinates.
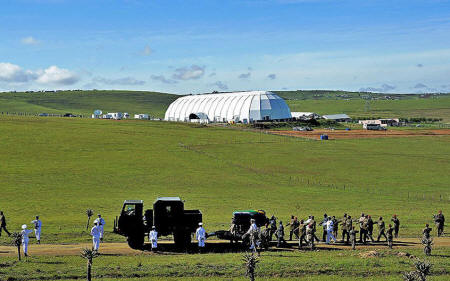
(113, 197, 202, 249)
(63, 113, 76, 117)
(209, 209, 268, 243)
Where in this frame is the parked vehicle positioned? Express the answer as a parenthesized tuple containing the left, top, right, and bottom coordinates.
(113, 197, 202, 249)
(363, 123, 386, 130)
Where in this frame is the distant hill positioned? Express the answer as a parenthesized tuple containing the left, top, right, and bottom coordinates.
(0, 90, 179, 118)
(1, 89, 449, 121)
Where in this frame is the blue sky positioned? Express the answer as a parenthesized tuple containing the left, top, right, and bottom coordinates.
(1, 0, 450, 94)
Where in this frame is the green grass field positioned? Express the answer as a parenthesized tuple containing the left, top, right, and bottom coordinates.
(0, 115, 449, 280)
(0, 116, 448, 244)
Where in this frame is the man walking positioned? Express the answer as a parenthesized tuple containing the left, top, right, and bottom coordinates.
(0, 211, 11, 237)
(298, 219, 307, 248)
(350, 226, 358, 250)
(320, 214, 328, 242)
(94, 214, 105, 242)
(434, 210, 445, 237)
(276, 221, 286, 247)
(90, 222, 101, 251)
(269, 215, 277, 241)
(31, 216, 42, 244)
(21, 224, 33, 257)
(423, 224, 432, 239)
(386, 224, 394, 249)
(391, 215, 400, 238)
(286, 216, 300, 241)
(325, 217, 337, 244)
(367, 215, 375, 242)
(376, 217, 387, 242)
(149, 226, 158, 251)
(358, 213, 366, 243)
(332, 216, 339, 239)
(196, 222, 206, 252)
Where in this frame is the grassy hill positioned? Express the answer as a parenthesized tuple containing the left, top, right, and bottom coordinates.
(1, 89, 449, 121)
(0, 90, 179, 118)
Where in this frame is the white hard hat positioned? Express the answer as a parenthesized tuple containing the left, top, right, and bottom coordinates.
(199, 222, 203, 226)
(22, 224, 27, 229)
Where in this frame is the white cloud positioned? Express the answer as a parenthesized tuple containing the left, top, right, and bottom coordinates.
(172, 65, 205, 80)
(36, 66, 79, 85)
(93, 76, 145, 85)
(150, 75, 178, 84)
(0, 62, 36, 83)
(21, 36, 40, 45)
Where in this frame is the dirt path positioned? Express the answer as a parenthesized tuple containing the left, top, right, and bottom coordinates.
(1, 238, 449, 257)
(270, 129, 450, 140)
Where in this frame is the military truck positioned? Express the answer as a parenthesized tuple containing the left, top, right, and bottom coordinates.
(113, 197, 202, 249)
(209, 210, 268, 243)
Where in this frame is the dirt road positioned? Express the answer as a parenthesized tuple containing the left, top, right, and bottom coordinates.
(270, 129, 450, 140)
(1, 238, 449, 257)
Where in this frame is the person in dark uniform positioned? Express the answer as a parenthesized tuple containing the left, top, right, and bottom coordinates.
(387, 224, 394, 249)
(320, 214, 328, 242)
(367, 215, 375, 242)
(376, 217, 387, 242)
(434, 210, 445, 237)
(0, 211, 11, 237)
(423, 224, 432, 239)
(350, 226, 358, 250)
(269, 215, 277, 241)
(391, 215, 400, 238)
(276, 221, 286, 247)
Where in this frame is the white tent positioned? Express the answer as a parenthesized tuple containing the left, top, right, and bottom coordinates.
(164, 91, 292, 123)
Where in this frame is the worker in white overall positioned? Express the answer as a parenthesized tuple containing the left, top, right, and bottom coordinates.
(90, 222, 101, 251)
(31, 215, 42, 244)
(196, 222, 206, 251)
(326, 217, 337, 244)
(21, 224, 33, 257)
(94, 214, 105, 242)
(149, 226, 158, 251)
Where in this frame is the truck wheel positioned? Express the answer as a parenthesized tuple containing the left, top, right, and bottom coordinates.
(127, 235, 144, 250)
(174, 231, 191, 249)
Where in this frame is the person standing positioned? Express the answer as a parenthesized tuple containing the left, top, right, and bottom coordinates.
(349, 226, 358, 250)
(340, 214, 348, 243)
(434, 210, 445, 237)
(423, 224, 432, 239)
(343, 215, 352, 244)
(21, 224, 33, 257)
(391, 215, 400, 238)
(332, 216, 339, 240)
(358, 213, 366, 243)
(386, 224, 394, 249)
(31, 216, 42, 244)
(309, 216, 320, 242)
(0, 211, 11, 237)
(376, 217, 387, 242)
(94, 214, 105, 242)
(276, 221, 286, 247)
(288, 216, 300, 241)
(325, 217, 337, 244)
(298, 220, 307, 248)
(196, 222, 206, 251)
(269, 215, 277, 241)
(247, 219, 260, 252)
(305, 223, 315, 249)
(320, 214, 328, 242)
(286, 215, 295, 241)
(367, 215, 375, 242)
(90, 222, 101, 251)
(149, 226, 158, 251)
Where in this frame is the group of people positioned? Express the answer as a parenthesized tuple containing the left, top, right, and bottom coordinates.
(147, 222, 207, 252)
(0, 212, 42, 257)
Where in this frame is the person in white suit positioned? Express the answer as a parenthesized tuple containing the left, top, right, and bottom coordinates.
(90, 222, 101, 251)
(94, 214, 105, 242)
(326, 217, 337, 244)
(21, 224, 33, 256)
(195, 222, 206, 251)
(31, 215, 42, 244)
(149, 226, 158, 251)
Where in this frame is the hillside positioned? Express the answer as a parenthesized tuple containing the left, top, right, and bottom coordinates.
(1, 90, 449, 121)
(0, 90, 179, 118)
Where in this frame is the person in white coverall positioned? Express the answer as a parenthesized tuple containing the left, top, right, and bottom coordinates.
(31, 215, 42, 244)
(326, 217, 337, 244)
(90, 222, 101, 251)
(94, 214, 105, 242)
(21, 224, 33, 256)
(149, 226, 158, 251)
(196, 222, 206, 251)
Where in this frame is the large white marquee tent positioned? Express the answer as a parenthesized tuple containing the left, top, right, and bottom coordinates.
(164, 91, 292, 123)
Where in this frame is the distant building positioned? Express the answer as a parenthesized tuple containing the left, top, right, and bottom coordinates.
(164, 91, 292, 123)
(291, 112, 320, 120)
(134, 114, 149, 120)
(103, 112, 123, 120)
(359, 118, 400, 127)
(322, 114, 352, 122)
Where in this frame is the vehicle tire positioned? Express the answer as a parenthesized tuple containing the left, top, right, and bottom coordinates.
(127, 235, 144, 250)
(174, 231, 191, 249)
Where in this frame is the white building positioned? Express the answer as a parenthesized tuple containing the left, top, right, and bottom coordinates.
(164, 91, 292, 123)
(291, 112, 320, 120)
(134, 114, 149, 120)
(103, 112, 123, 120)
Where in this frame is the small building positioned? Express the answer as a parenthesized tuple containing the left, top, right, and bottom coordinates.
(291, 112, 321, 120)
(322, 114, 352, 122)
(134, 114, 149, 120)
(103, 112, 123, 120)
(359, 118, 400, 127)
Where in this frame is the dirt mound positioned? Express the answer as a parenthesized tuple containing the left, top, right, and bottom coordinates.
(359, 250, 383, 258)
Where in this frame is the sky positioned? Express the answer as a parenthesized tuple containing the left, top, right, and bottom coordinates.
(1, 0, 450, 94)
